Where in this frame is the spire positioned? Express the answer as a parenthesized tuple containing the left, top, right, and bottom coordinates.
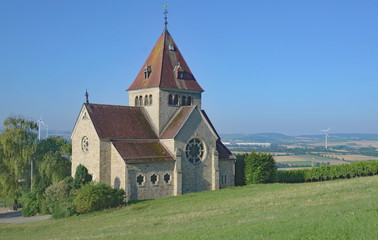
(163, 3, 168, 33)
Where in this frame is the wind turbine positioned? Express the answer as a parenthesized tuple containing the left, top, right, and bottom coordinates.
(320, 127, 332, 149)
(37, 115, 48, 140)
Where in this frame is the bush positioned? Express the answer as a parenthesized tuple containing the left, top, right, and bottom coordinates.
(235, 154, 247, 186)
(51, 197, 75, 219)
(21, 191, 46, 217)
(73, 182, 125, 214)
(244, 151, 276, 184)
(277, 160, 378, 183)
(73, 164, 92, 188)
(45, 180, 71, 214)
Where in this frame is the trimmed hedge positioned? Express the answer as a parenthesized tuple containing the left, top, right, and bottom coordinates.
(277, 160, 378, 183)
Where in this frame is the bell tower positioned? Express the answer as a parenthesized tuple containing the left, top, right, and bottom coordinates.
(126, 11, 204, 135)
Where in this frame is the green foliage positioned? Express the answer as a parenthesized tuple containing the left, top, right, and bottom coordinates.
(45, 180, 71, 214)
(21, 191, 47, 217)
(244, 151, 277, 184)
(235, 154, 247, 186)
(277, 160, 378, 183)
(73, 164, 92, 188)
(0, 116, 38, 199)
(33, 137, 72, 191)
(73, 182, 125, 214)
(51, 197, 75, 219)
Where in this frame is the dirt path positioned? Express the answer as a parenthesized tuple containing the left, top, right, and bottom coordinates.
(0, 210, 52, 224)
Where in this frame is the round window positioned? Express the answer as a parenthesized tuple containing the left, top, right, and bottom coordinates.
(81, 136, 89, 152)
(185, 138, 205, 164)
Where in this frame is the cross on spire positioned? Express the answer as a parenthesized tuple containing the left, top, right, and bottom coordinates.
(85, 89, 89, 104)
(163, 3, 168, 27)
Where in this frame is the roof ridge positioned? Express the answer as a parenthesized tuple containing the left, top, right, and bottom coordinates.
(158, 32, 167, 89)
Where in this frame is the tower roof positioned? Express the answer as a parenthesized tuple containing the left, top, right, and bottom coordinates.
(127, 29, 204, 92)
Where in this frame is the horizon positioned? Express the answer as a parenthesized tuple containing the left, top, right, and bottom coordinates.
(1, 1, 377, 135)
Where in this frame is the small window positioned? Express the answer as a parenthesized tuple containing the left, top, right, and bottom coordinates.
(173, 95, 178, 105)
(144, 95, 148, 106)
(187, 96, 192, 106)
(177, 71, 184, 79)
(135, 96, 139, 106)
(164, 173, 171, 184)
(143, 64, 152, 79)
(150, 174, 158, 185)
(169, 45, 175, 51)
(182, 96, 186, 106)
(136, 175, 144, 186)
(149, 95, 152, 105)
(139, 96, 143, 106)
(168, 94, 173, 105)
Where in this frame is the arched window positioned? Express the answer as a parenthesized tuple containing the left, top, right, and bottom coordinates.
(187, 96, 192, 106)
(149, 95, 152, 105)
(168, 94, 173, 105)
(135, 96, 139, 106)
(182, 96, 186, 106)
(173, 95, 178, 105)
(144, 95, 148, 106)
(139, 96, 143, 106)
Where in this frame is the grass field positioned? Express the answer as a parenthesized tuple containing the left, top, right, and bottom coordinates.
(1, 176, 377, 240)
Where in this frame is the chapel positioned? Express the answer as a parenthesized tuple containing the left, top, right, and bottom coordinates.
(71, 19, 235, 201)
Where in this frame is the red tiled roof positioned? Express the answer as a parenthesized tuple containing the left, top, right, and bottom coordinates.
(127, 29, 204, 92)
(112, 140, 174, 163)
(160, 106, 195, 139)
(86, 104, 157, 139)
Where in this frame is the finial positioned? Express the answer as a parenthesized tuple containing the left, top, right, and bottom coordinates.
(163, 3, 168, 27)
(85, 89, 89, 104)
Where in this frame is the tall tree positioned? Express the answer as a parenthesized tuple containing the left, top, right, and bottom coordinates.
(0, 116, 38, 200)
(33, 137, 72, 191)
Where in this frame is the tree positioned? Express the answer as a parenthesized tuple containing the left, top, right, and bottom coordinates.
(244, 151, 277, 184)
(33, 137, 72, 192)
(0, 116, 38, 200)
(73, 164, 92, 188)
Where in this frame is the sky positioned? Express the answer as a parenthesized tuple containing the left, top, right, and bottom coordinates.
(0, 0, 377, 136)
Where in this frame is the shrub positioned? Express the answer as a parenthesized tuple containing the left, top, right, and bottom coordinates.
(21, 191, 46, 217)
(45, 180, 71, 214)
(51, 197, 75, 219)
(73, 164, 92, 188)
(73, 182, 125, 214)
(235, 154, 247, 186)
(244, 151, 276, 184)
(277, 160, 378, 183)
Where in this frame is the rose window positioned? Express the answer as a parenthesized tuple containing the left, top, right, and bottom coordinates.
(185, 138, 205, 164)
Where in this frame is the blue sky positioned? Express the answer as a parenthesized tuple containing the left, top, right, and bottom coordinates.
(0, 0, 377, 135)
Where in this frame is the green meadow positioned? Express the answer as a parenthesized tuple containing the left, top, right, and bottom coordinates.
(1, 176, 377, 240)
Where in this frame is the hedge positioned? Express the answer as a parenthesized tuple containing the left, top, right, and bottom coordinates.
(277, 160, 378, 183)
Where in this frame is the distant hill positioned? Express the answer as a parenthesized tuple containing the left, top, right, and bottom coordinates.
(221, 133, 378, 144)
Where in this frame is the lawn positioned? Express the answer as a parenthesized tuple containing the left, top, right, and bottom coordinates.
(0, 176, 377, 240)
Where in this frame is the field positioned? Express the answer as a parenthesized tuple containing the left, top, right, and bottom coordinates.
(1, 176, 377, 239)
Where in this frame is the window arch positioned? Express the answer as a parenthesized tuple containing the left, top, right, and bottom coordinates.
(139, 96, 143, 106)
(135, 96, 139, 106)
(144, 95, 148, 106)
(168, 94, 173, 105)
(182, 96, 186, 106)
(149, 95, 152, 105)
(187, 96, 192, 106)
(173, 95, 178, 105)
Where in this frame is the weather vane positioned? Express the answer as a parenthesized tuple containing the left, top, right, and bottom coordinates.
(163, 3, 168, 26)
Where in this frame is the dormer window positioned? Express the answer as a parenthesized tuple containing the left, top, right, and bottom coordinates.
(174, 62, 184, 79)
(169, 44, 175, 51)
(143, 64, 152, 79)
